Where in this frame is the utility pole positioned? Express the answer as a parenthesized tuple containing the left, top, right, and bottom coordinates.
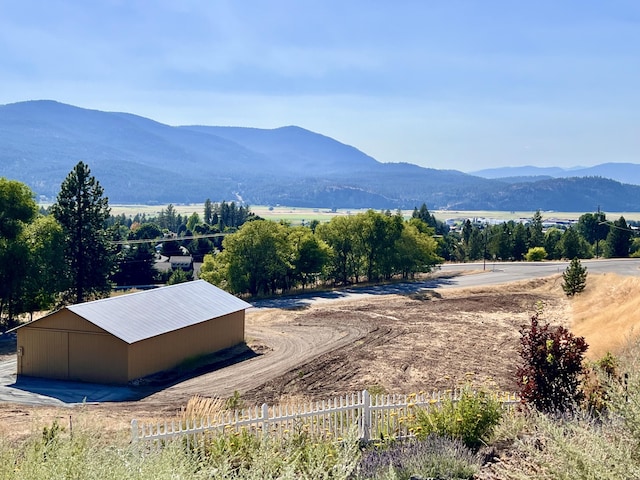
(595, 205, 601, 259)
(483, 225, 488, 271)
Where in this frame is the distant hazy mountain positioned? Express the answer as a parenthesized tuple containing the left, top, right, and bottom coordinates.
(472, 164, 640, 186)
(2, 100, 640, 211)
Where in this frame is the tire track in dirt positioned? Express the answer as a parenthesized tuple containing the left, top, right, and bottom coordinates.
(135, 308, 373, 407)
(242, 322, 406, 404)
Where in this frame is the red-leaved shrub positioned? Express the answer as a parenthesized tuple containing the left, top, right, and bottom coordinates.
(516, 312, 588, 413)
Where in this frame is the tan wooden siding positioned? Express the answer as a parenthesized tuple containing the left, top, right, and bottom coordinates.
(17, 306, 246, 384)
(18, 328, 69, 379)
(127, 311, 245, 381)
(68, 332, 129, 384)
(27, 310, 106, 334)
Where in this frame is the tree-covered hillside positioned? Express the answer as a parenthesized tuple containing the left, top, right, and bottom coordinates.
(2, 100, 640, 211)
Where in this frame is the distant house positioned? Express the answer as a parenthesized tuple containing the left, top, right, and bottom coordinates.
(169, 255, 193, 271)
(153, 255, 194, 274)
(12, 280, 251, 384)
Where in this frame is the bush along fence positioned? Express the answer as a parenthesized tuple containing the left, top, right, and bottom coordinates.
(131, 389, 519, 444)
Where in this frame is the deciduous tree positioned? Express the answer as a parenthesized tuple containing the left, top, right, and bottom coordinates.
(287, 226, 330, 290)
(212, 220, 290, 296)
(0, 178, 37, 324)
(20, 216, 66, 316)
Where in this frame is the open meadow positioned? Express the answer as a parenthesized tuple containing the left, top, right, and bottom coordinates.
(107, 203, 640, 226)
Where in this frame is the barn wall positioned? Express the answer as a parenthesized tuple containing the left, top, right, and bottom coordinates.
(17, 310, 129, 383)
(26, 309, 106, 333)
(68, 332, 128, 384)
(127, 311, 245, 381)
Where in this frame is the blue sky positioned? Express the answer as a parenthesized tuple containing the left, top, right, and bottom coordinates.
(1, 1, 638, 171)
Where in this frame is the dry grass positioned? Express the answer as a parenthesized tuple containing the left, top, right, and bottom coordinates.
(178, 395, 225, 423)
(570, 273, 640, 359)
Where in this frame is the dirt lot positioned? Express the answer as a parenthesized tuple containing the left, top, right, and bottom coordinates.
(0, 276, 570, 441)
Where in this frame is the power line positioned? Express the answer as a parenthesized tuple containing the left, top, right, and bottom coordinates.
(110, 233, 229, 245)
(598, 221, 635, 233)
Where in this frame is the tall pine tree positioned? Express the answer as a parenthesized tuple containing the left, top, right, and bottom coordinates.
(51, 161, 113, 303)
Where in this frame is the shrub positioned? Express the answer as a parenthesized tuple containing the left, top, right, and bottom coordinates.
(582, 352, 621, 414)
(225, 390, 245, 411)
(516, 312, 588, 414)
(355, 434, 481, 480)
(412, 384, 503, 449)
(562, 257, 587, 296)
(525, 246, 547, 261)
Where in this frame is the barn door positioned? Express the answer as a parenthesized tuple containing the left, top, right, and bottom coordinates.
(20, 329, 69, 379)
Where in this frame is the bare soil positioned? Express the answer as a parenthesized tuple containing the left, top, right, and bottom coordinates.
(0, 277, 570, 441)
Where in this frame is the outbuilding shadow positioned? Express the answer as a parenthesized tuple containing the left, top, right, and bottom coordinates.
(251, 274, 462, 310)
(7, 343, 260, 404)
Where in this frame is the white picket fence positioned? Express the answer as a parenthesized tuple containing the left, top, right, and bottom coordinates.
(131, 389, 519, 444)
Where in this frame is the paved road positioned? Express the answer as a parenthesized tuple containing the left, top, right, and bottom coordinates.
(253, 258, 640, 308)
(438, 258, 640, 288)
(1, 257, 638, 406)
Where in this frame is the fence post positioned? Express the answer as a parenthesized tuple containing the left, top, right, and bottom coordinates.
(131, 419, 138, 442)
(261, 403, 269, 435)
(361, 390, 371, 442)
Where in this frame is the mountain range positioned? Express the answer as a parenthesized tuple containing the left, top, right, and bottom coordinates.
(471, 164, 640, 186)
(1, 100, 640, 212)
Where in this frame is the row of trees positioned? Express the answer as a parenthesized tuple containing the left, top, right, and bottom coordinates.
(439, 210, 636, 263)
(199, 211, 443, 296)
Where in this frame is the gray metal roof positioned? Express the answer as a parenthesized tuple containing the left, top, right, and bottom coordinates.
(67, 280, 251, 344)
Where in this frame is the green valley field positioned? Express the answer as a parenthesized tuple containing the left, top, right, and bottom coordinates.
(107, 204, 640, 226)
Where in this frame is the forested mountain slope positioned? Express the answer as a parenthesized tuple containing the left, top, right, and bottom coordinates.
(2, 100, 640, 211)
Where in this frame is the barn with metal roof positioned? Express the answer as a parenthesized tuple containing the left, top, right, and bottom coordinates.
(14, 280, 251, 384)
